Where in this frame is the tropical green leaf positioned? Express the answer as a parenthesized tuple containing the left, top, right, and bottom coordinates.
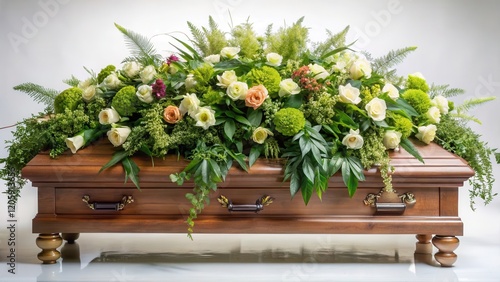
(122, 157, 140, 190)
(400, 138, 424, 163)
(249, 146, 261, 167)
(247, 109, 263, 127)
(289, 172, 300, 197)
(99, 150, 129, 173)
(301, 177, 314, 205)
(234, 115, 252, 126)
(224, 119, 236, 140)
(114, 23, 160, 65)
(302, 158, 315, 183)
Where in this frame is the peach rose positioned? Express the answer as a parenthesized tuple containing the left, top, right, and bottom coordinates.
(245, 85, 268, 110)
(163, 105, 182, 124)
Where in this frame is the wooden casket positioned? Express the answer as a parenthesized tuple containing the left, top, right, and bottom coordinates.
(22, 140, 474, 266)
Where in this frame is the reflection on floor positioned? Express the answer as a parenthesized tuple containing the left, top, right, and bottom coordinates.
(2, 232, 500, 282)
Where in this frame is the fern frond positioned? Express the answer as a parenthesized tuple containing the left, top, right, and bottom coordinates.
(373, 46, 417, 72)
(448, 112, 482, 124)
(63, 75, 80, 87)
(455, 96, 496, 113)
(205, 16, 227, 55)
(384, 69, 404, 85)
(13, 83, 58, 109)
(187, 21, 208, 55)
(313, 26, 350, 57)
(429, 84, 465, 98)
(114, 23, 161, 66)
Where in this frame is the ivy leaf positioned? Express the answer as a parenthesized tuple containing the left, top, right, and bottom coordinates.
(400, 138, 424, 164)
(122, 157, 140, 190)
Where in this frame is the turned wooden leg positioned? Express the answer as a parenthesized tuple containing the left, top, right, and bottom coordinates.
(36, 233, 63, 264)
(62, 233, 80, 244)
(414, 234, 433, 265)
(432, 235, 459, 267)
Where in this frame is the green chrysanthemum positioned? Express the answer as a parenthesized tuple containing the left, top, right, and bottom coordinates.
(273, 107, 305, 136)
(391, 114, 413, 139)
(97, 65, 116, 84)
(401, 89, 431, 115)
(111, 85, 139, 117)
(54, 87, 82, 114)
(245, 66, 281, 97)
(406, 74, 429, 93)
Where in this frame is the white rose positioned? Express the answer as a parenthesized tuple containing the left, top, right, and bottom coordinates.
(383, 130, 402, 150)
(332, 51, 356, 73)
(410, 72, 425, 80)
(65, 134, 85, 154)
(266, 53, 283, 67)
(204, 54, 221, 65)
(78, 78, 93, 89)
(140, 65, 157, 84)
(122, 61, 142, 78)
(102, 73, 121, 89)
(179, 93, 200, 117)
(227, 81, 248, 101)
(252, 127, 273, 144)
(185, 74, 197, 91)
(220, 47, 240, 59)
(136, 85, 154, 104)
(382, 83, 399, 100)
(107, 126, 132, 147)
(342, 129, 364, 149)
(194, 106, 216, 130)
(98, 108, 121, 125)
(279, 79, 301, 97)
(426, 106, 441, 124)
(415, 124, 437, 144)
(82, 85, 97, 102)
(432, 95, 449, 114)
(350, 57, 372, 80)
(365, 98, 387, 121)
(217, 70, 238, 88)
(338, 83, 362, 104)
(308, 63, 329, 80)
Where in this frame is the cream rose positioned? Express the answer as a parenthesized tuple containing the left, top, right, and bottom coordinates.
(65, 134, 85, 154)
(266, 53, 283, 67)
(216, 70, 238, 88)
(107, 126, 132, 147)
(194, 106, 216, 130)
(252, 127, 273, 144)
(365, 98, 387, 121)
(431, 95, 449, 114)
(140, 65, 157, 84)
(245, 85, 268, 110)
(163, 105, 182, 124)
(136, 84, 154, 103)
(279, 79, 301, 97)
(227, 81, 248, 101)
(122, 61, 142, 78)
(179, 93, 200, 117)
(350, 57, 372, 80)
(78, 78, 93, 89)
(415, 124, 437, 144)
(185, 74, 197, 91)
(82, 85, 97, 102)
(204, 54, 221, 65)
(98, 108, 121, 125)
(102, 73, 121, 89)
(220, 47, 240, 59)
(338, 83, 362, 104)
(308, 63, 329, 80)
(382, 83, 399, 100)
(383, 130, 402, 150)
(342, 129, 364, 149)
(426, 106, 441, 124)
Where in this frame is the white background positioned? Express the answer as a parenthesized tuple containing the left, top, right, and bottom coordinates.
(0, 0, 499, 253)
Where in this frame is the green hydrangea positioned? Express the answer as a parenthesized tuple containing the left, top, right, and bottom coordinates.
(245, 66, 281, 96)
(111, 85, 138, 117)
(97, 65, 116, 84)
(54, 87, 82, 114)
(401, 89, 431, 115)
(202, 88, 224, 105)
(273, 108, 306, 136)
(391, 114, 413, 139)
(406, 74, 429, 93)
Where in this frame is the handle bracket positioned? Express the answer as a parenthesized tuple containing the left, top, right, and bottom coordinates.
(82, 195, 134, 211)
(217, 195, 274, 213)
(364, 189, 416, 215)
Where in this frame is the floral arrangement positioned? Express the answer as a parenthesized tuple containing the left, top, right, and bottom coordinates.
(1, 17, 498, 237)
